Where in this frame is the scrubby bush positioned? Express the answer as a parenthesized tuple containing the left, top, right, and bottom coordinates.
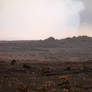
(23, 63, 31, 70)
(11, 59, 16, 65)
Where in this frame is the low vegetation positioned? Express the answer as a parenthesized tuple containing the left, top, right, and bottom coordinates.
(0, 60, 92, 92)
(0, 36, 91, 92)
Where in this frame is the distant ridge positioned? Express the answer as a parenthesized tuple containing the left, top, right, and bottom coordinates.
(0, 36, 92, 61)
(0, 36, 92, 48)
(44, 37, 56, 41)
(44, 36, 92, 41)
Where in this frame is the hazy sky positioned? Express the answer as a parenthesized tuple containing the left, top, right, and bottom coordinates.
(0, 0, 92, 40)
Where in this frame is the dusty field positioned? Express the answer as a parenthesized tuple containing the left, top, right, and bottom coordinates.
(0, 60, 92, 92)
(0, 36, 92, 62)
(0, 36, 92, 92)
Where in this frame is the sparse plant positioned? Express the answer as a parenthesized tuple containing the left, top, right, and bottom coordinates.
(23, 63, 30, 70)
(16, 82, 29, 92)
(11, 59, 16, 65)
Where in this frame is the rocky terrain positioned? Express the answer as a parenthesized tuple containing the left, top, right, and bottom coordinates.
(0, 36, 92, 92)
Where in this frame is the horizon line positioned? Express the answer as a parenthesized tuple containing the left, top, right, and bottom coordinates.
(0, 35, 91, 41)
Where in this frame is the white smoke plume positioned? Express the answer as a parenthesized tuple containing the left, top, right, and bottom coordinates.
(0, 0, 85, 40)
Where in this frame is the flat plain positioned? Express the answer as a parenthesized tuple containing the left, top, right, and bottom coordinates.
(0, 36, 92, 92)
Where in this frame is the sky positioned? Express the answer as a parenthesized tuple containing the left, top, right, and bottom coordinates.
(0, 0, 92, 40)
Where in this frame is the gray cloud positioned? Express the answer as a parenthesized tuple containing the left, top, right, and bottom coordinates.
(80, 0, 92, 24)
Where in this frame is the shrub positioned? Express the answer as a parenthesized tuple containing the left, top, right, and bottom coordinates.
(23, 64, 30, 70)
(11, 59, 16, 65)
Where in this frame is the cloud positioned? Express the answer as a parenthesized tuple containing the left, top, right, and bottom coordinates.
(0, 0, 87, 40)
(78, 0, 92, 37)
(80, 0, 92, 24)
(78, 24, 92, 36)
